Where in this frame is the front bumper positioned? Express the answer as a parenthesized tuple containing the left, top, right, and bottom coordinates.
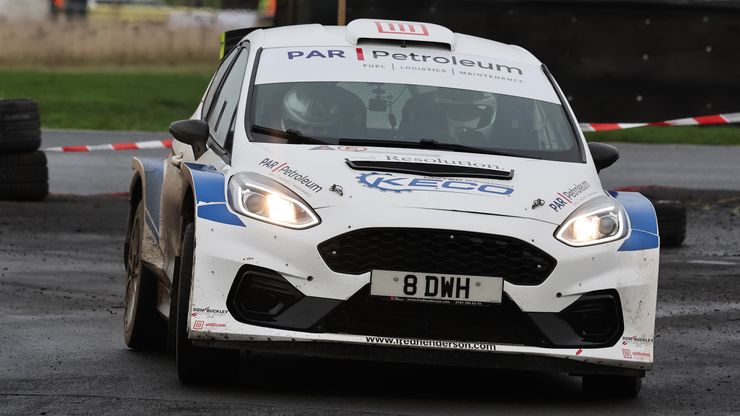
(189, 205, 659, 373)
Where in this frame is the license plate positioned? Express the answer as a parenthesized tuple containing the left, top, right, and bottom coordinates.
(370, 270, 503, 304)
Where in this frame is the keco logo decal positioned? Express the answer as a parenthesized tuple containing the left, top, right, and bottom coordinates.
(357, 172, 513, 195)
(374, 21, 429, 36)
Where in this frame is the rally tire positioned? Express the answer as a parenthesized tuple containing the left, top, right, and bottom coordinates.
(0, 152, 48, 201)
(0, 120, 41, 133)
(0, 99, 41, 152)
(176, 223, 239, 384)
(0, 151, 47, 167)
(582, 375, 642, 398)
(124, 201, 167, 350)
(0, 166, 49, 183)
(0, 98, 38, 114)
(0, 131, 41, 153)
(653, 200, 686, 248)
(0, 111, 39, 124)
(0, 182, 48, 201)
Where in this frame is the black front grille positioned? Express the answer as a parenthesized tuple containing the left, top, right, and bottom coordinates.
(318, 228, 556, 286)
(317, 286, 549, 347)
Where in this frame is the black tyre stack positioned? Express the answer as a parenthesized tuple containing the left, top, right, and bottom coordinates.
(0, 99, 48, 201)
(653, 200, 687, 248)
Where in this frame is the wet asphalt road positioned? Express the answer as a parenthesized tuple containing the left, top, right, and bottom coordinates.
(41, 129, 740, 194)
(1, 192, 739, 415)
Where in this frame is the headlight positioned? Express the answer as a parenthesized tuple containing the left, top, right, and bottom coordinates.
(227, 172, 320, 229)
(555, 195, 628, 247)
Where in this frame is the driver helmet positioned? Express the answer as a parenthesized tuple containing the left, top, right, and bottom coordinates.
(281, 84, 343, 137)
(434, 89, 497, 141)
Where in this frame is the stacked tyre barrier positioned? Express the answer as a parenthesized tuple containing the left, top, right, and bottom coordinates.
(653, 200, 687, 248)
(0, 99, 48, 201)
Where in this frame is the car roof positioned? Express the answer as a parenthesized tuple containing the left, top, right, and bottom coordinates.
(252, 19, 542, 67)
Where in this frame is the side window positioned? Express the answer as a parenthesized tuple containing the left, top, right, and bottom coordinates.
(206, 47, 250, 148)
(202, 49, 238, 119)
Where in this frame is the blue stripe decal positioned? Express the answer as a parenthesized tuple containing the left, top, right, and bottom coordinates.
(197, 203, 244, 227)
(612, 191, 659, 251)
(186, 163, 245, 228)
(186, 163, 229, 204)
(619, 229, 660, 252)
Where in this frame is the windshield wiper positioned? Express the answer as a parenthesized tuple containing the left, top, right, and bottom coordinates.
(337, 138, 541, 159)
(416, 139, 541, 160)
(251, 125, 331, 145)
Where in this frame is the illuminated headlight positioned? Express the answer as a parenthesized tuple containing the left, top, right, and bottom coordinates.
(555, 195, 629, 247)
(227, 172, 320, 229)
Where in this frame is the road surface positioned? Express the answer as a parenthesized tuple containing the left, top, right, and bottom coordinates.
(0, 192, 739, 415)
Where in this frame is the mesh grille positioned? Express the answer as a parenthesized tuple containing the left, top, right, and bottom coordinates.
(318, 228, 556, 286)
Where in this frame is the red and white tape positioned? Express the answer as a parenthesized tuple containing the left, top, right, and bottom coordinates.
(44, 139, 173, 152)
(579, 112, 740, 132)
(41, 112, 739, 152)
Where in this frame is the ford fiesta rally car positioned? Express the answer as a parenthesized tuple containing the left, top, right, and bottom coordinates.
(123, 19, 659, 397)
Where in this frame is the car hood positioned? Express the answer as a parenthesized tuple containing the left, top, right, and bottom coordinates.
(231, 143, 604, 225)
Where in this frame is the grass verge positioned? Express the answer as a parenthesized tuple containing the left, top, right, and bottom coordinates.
(0, 69, 213, 131)
(585, 126, 740, 145)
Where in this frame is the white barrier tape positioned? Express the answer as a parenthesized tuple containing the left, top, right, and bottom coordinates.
(43, 139, 172, 152)
(579, 112, 740, 132)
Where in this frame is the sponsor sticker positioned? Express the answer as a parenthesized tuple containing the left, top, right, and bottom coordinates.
(255, 46, 559, 104)
(364, 336, 496, 352)
(309, 145, 368, 152)
(375, 21, 430, 36)
(258, 157, 323, 194)
(380, 154, 505, 171)
(193, 320, 205, 330)
(548, 181, 593, 212)
(357, 172, 514, 196)
(621, 335, 654, 346)
(622, 348, 633, 359)
(191, 307, 228, 318)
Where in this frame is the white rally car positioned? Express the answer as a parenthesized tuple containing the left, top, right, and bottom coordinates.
(123, 19, 659, 397)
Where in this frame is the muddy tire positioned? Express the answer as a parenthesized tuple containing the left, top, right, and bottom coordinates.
(176, 223, 239, 383)
(123, 201, 167, 350)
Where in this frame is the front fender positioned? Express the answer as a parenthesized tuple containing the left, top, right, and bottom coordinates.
(611, 191, 660, 252)
(179, 163, 246, 230)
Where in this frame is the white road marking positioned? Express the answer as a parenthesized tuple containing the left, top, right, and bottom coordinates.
(688, 260, 738, 266)
(658, 301, 740, 318)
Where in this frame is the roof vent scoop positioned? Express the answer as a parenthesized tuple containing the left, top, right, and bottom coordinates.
(345, 19, 457, 51)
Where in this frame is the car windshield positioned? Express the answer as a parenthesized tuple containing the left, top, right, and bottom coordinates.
(248, 47, 582, 162)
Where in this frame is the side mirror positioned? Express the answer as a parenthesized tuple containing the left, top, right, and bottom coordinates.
(170, 119, 209, 158)
(588, 142, 619, 172)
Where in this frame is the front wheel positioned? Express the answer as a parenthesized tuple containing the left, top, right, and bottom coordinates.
(176, 222, 239, 383)
(582, 374, 642, 398)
